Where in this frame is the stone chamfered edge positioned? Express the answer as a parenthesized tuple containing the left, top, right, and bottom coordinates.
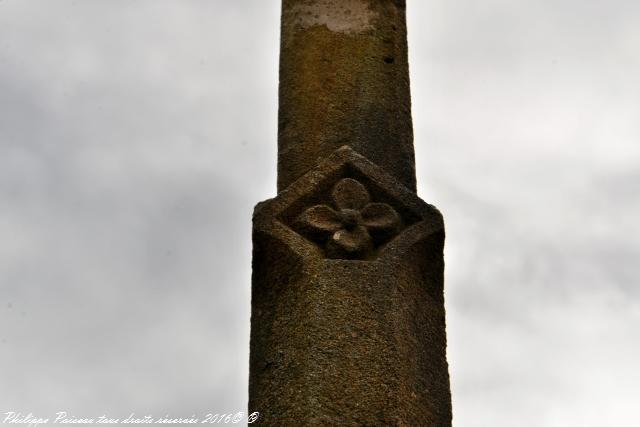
(254, 145, 444, 261)
(250, 145, 451, 425)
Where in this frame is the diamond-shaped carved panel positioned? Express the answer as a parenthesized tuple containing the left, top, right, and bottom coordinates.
(277, 165, 422, 260)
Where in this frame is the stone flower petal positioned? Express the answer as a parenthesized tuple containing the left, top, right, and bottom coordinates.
(361, 203, 400, 232)
(330, 225, 372, 254)
(297, 205, 342, 232)
(331, 178, 370, 211)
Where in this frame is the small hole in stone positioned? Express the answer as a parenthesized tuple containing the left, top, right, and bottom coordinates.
(384, 56, 394, 64)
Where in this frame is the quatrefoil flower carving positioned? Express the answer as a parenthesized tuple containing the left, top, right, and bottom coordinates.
(297, 178, 401, 258)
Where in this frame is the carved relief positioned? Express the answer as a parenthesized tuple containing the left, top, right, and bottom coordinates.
(296, 178, 401, 259)
(261, 146, 440, 262)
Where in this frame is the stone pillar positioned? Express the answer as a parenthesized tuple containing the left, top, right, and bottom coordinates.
(277, 0, 416, 192)
(250, 1, 451, 425)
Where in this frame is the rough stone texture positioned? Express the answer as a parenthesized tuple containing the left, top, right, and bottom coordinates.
(250, 147, 451, 425)
(277, 0, 416, 192)
(250, 1, 451, 424)
(295, 177, 402, 259)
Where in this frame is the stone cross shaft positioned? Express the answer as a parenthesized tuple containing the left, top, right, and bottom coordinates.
(249, 1, 452, 425)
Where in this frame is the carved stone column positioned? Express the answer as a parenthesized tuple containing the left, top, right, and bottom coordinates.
(249, 1, 451, 425)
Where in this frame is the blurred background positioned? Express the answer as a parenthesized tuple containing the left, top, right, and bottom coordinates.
(1, 1, 638, 425)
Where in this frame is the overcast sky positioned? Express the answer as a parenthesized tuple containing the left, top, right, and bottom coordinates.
(1, 1, 639, 426)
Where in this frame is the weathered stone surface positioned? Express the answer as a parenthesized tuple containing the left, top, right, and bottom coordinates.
(250, 0, 451, 424)
(250, 147, 451, 425)
(277, 0, 416, 192)
(295, 177, 401, 259)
